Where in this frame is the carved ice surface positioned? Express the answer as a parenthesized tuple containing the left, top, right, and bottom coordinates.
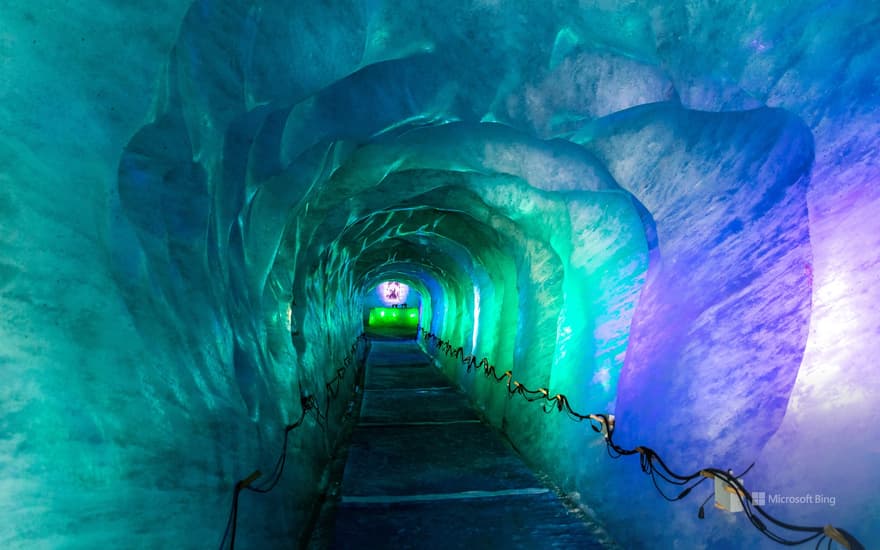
(1, 1, 878, 548)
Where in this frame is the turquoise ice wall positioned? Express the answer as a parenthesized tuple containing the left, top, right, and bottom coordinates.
(1, 1, 878, 548)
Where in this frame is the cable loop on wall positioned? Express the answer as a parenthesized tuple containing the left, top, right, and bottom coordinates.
(417, 327, 862, 549)
(218, 333, 368, 550)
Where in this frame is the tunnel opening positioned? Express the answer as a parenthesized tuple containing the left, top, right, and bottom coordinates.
(110, 94, 819, 547)
(363, 281, 423, 339)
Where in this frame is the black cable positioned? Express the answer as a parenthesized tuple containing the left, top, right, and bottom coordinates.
(218, 495, 234, 550)
(698, 492, 712, 519)
(248, 405, 311, 494)
(230, 484, 241, 550)
(218, 334, 366, 550)
(420, 329, 861, 549)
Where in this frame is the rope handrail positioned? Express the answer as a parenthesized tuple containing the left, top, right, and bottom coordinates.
(417, 328, 863, 549)
(218, 333, 368, 550)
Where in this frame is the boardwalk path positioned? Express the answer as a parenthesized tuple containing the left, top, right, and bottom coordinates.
(325, 339, 610, 549)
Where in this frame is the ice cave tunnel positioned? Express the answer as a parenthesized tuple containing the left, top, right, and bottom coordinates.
(1, 1, 878, 549)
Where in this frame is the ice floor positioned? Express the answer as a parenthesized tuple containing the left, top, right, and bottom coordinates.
(318, 339, 611, 549)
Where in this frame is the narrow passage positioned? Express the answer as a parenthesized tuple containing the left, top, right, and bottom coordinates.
(325, 339, 608, 549)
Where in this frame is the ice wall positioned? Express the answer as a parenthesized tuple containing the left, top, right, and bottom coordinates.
(1, 1, 878, 548)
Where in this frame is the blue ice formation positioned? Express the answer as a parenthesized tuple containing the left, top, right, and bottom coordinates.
(1, 1, 878, 548)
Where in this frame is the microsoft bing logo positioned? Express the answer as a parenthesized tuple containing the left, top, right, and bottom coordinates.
(749, 490, 836, 507)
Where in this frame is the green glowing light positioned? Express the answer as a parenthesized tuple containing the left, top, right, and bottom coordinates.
(367, 307, 419, 329)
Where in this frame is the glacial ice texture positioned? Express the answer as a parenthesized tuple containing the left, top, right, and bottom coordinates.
(1, 1, 878, 549)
